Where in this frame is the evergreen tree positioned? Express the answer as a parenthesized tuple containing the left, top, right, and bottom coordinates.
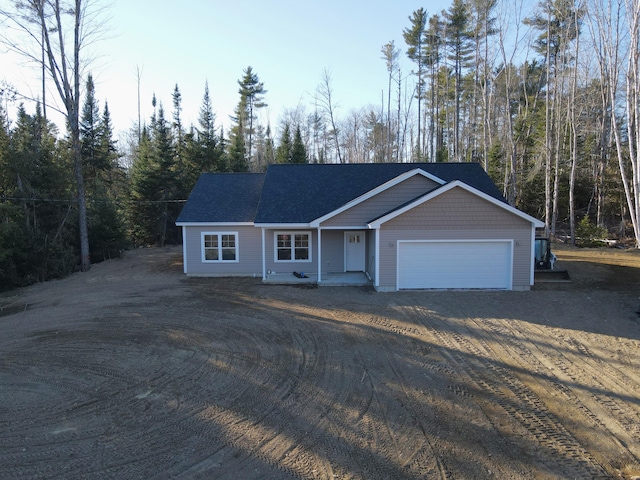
(128, 103, 181, 245)
(291, 126, 308, 164)
(172, 84, 185, 171)
(275, 123, 292, 164)
(231, 67, 267, 169)
(425, 14, 444, 161)
(228, 115, 248, 172)
(80, 74, 105, 172)
(195, 82, 225, 174)
(263, 124, 276, 166)
(0, 103, 27, 288)
(403, 8, 428, 159)
(8, 104, 75, 282)
(97, 102, 118, 170)
(90, 102, 127, 261)
(444, 0, 474, 162)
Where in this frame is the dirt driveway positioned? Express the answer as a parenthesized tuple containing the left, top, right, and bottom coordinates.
(1, 244, 640, 479)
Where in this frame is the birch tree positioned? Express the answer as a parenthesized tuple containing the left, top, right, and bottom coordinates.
(589, 0, 640, 246)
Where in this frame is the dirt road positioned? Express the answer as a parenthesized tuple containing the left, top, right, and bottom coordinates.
(1, 245, 639, 479)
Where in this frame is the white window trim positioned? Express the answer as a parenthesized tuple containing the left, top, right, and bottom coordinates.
(201, 231, 239, 263)
(274, 231, 312, 263)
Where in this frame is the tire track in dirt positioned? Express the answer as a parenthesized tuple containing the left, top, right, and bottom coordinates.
(405, 305, 611, 479)
(476, 316, 640, 470)
(357, 313, 449, 479)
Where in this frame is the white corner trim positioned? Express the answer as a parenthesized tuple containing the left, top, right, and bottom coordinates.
(367, 181, 545, 228)
(182, 226, 187, 274)
(310, 168, 444, 227)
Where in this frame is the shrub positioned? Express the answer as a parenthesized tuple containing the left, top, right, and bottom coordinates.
(575, 216, 608, 247)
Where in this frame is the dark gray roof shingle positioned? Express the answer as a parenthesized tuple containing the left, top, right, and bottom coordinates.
(177, 163, 504, 224)
(176, 173, 265, 223)
(254, 163, 505, 223)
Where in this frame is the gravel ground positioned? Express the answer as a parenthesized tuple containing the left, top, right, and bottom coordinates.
(1, 244, 639, 479)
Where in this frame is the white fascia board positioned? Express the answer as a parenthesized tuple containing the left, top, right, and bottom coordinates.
(320, 225, 370, 230)
(176, 222, 254, 227)
(254, 223, 311, 229)
(367, 180, 545, 228)
(310, 168, 444, 227)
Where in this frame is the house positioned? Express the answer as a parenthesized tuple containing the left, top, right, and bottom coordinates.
(176, 163, 544, 291)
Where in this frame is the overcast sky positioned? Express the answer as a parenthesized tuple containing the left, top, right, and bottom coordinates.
(1, 0, 455, 137)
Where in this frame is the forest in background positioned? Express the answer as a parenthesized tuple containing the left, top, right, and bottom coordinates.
(0, 0, 639, 290)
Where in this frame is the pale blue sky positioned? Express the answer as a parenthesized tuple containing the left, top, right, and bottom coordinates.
(2, 0, 452, 135)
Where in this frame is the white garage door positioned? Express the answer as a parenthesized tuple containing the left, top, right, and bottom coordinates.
(397, 240, 512, 290)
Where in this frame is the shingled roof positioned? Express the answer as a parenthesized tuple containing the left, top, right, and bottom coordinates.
(176, 172, 265, 223)
(177, 163, 505, 225)
(254, 163, 505, 224)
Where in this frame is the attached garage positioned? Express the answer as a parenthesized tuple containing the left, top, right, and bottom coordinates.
(397, 240, 513, 290)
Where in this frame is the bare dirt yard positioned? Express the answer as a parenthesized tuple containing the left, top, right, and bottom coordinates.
(1, 244, 640, 479)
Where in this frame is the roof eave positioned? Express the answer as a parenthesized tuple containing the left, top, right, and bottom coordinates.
(254, 223, 312, 229)
(176, 222, 255, 227)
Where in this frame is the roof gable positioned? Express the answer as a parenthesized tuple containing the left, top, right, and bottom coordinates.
(176, 173, 265, 224)
(367, 180, 545, 228)
(310, 169, 442, 226)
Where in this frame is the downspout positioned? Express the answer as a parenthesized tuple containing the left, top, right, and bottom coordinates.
(317, 227, 322, 284)
(261, 228, 266, 281)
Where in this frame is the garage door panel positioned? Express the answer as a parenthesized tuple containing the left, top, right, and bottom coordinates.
(397, 241, 512, 290)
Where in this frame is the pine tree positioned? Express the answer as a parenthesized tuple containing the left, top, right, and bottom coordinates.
(233, 67, 267, 169)
(195, 82, 225, 174)
(80, 74, 105, 172)
(275, 123, 292, 164)
(128, 103, 181, 245)
(228, 115, 248, 172)
(425, 14, 444, 161)
(9, 104, 75, 281)
(264, 124, 276, 167)
(88, 101, 126, 261)
(0, 103, 28, 288)
(403, 8, 428, 159)
(172, 84, 185, 171)
(291, 126, 308, 164)
(444, 0, 474, 162)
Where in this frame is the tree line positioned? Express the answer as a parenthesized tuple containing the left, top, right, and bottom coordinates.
(1, 0, 639, 290)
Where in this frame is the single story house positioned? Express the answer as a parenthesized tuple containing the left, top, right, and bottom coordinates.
(176, 163, 544, 291)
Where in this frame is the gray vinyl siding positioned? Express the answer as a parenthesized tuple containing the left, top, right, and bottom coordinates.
(320, 230, 345, 273)
(183, 225, 262, 276)
(377, 188, 533, 290)
(322, 175, 439, 227)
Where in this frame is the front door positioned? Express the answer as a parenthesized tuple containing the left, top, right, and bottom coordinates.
(345, 231, 365, 272)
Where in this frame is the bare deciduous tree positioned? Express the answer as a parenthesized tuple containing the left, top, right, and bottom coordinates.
(1, 0, 109, 270)
(315, 69, 343, 163)
(588, 0, 640, 247)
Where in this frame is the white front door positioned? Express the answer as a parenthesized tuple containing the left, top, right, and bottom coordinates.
(345, 231, 365, 272)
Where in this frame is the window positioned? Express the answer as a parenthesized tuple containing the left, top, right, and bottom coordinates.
(202, 232, 238, 262)
(275, 232, 311, 262)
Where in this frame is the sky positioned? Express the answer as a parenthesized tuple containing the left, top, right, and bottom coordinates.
(0, 0, 453, 138)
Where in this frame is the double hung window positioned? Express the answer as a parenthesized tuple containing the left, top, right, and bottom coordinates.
(276, 232, 310, 262)
(202, 232, 238, 262)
